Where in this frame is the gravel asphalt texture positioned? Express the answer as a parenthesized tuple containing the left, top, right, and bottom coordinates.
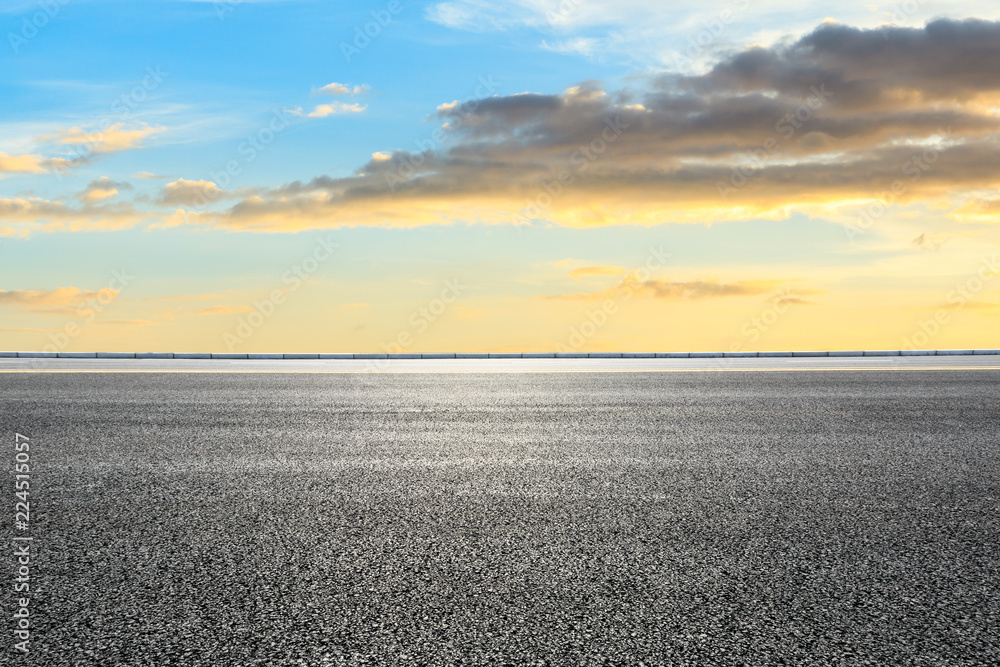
(2, 370, 999, 665)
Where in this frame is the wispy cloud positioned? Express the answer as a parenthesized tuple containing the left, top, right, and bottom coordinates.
(315, 82, 370, 96)
(133, 171, 176, 180)
(565, 265, 626, 280)
(0, 287, 119, 311)
(41, 123, 164, 154)
(426, 0, 1000, 67)
(288, 102, 367, 118)
(0, 197, 145, 234)
(541, 278, 780, 301)
(191, 305, 255, 316)
(145, 292, 233, 303)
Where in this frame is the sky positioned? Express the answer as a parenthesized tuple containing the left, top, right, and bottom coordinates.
(1, 0, 999, 353)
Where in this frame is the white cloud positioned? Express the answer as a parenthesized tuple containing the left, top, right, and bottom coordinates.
(316, 82, 370, 96)
(541, 37, 600, 57)
(289, 103, 367, 119)
(426, 0, 1000, 69)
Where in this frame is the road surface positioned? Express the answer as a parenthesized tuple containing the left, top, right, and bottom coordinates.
(1, 362, 998, 664)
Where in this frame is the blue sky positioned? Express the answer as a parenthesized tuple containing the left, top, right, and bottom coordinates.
(2, 1, 999, 352)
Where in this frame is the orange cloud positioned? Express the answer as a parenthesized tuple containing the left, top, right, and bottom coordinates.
(0, 152, 48, 174)
(0, 287, 119, 311)
(146, 292, 232, 303)
(192, 305, 255, 316)
(541, 278, 782, 301)
(0, 197, 144, 234)
(43, 123, 163, 154)
(567, 265, 626, 280)
(79, 177, 133, 204)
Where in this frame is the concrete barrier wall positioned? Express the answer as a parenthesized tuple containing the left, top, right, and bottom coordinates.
(4, 349, 999, 360)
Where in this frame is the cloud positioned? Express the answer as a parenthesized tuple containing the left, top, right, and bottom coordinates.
(911, 232, 949, 250)
(156, 179, 228, 207)
(16, 123, 165, 177)
(42, 123, 164, 154)
(288, 102, 367, 118)
(425, 1, 1000, 67)
(274, 83, 370, 125)
(0, 151, 85, 176)
(425, 1, 513, 31)
(133, 171, 175, 180)
(93, 319, 160, 327)
(0, 287, 119, 312)
(541, 37, 601, 57)
(0, 197, 145, 234)
(453, 305, 487, 319)
(0, 152, 48, 175)
(316, 82, 370, 96)
(642, 280, 776, 299)
(309, 103, 366, 117)
(145, 292, 232, 302)
(949, 198, 1000, 224)
(953, 300, 1000, 313)
(80, 177, 133, 204)
(191, 305, 254, 316)
(542, 278, 778, 301)
(129, 20, 1000, 232)
(566, 265, 626, 279)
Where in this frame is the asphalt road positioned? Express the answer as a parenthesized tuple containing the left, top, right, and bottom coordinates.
(2, 369, 999, 665)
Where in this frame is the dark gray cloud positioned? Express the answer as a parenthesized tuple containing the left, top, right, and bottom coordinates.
(673, 19, 1000, 105)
